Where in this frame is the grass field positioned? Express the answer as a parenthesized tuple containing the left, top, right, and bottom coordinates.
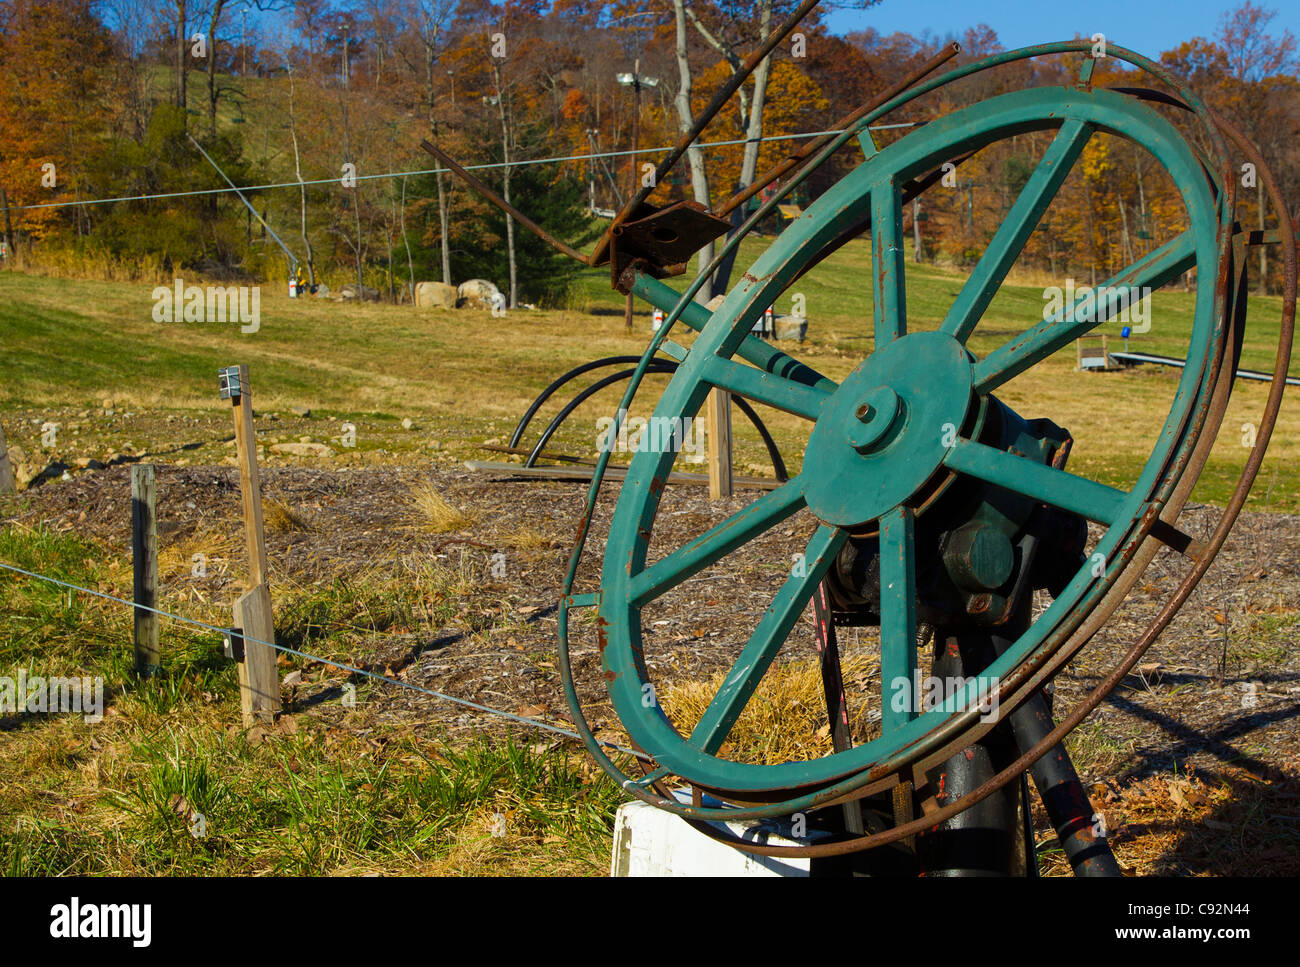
(2, 232, 1296, 510)
(1, 235, 1296, 876)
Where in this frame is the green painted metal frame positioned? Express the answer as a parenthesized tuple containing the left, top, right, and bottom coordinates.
(558, 40, 1234, 822)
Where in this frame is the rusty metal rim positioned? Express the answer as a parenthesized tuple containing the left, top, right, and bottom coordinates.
(555, 41, 1277, 832)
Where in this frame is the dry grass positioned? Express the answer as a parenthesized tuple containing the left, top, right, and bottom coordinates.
(405, 484, 477, 533)
(157, 526, 239, 581)
(1036, 763, 1300, 876)
(263, 498, 314, 533)
(658, 653, 881, 764)
(498, 526, 559, 552)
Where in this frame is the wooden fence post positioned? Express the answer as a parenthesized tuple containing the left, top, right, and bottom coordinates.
(706, 388, 733, 500)
(132, 464, 159, 676)
(220, 364, 279, 725)
(0, 421, 14, 494)
(232, 584, 279, 725)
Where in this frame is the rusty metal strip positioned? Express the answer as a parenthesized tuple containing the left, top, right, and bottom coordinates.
(715, 43, 961, 219)
(589, 0, 825, 268)
(418, 139, 589, 263)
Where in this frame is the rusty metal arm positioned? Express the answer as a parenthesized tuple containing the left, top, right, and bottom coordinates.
(588, 0, 825, 267)
(418, 140, 591, 264)
(715, 42, 962, 219)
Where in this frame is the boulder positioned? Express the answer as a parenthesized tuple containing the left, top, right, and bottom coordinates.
(415, 281, 458, 309)
(338, 283, 381, 303)
(457, 278, 502, 310)
(270, 442, 334, 459)
(773, 314, 808, 342)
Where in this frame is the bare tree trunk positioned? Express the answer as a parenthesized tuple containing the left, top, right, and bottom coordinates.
(338, 76, 364, 290)
(417, 8, 454, 286)
(175, 0, 188, 115)
(1258, 192, 1268, 295)
(912, 197, 922, 262)
(0, 186, 14, 255)
(1134, 151, 1149, 257)
(685, 0, 775, 295)
(1117, 193, 1133, 267)
(286, 64, 316, 286)
(735, 3, 773, 195)
(493, 65, 518, 308)
(672, 0, 714, 301)
(436, 171, 452, 284)
(206, 0, 227, 136)
(401, 174, 416, 305)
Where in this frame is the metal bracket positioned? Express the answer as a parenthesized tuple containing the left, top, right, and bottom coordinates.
(606, 200, 732, 287)
(218, 366, 242, 401)
(223, 627, 245, 663)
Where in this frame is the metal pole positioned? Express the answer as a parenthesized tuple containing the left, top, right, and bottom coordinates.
(626, 63, 641, 333)
(186, 133, 299, 274)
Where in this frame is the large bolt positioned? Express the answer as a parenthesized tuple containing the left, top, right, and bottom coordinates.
(943, 523, 1015, 592)
(847, 385, 902, 453)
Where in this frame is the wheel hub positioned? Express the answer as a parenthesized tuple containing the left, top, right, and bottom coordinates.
(803, 330, 974, 528)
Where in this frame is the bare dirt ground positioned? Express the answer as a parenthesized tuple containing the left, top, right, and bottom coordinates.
(9, 462, 1300, 875)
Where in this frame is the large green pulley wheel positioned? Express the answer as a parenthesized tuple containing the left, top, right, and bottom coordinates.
(592, 82, 1230, 817)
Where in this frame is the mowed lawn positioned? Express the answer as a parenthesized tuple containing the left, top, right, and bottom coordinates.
(1, 230, 1296, 511)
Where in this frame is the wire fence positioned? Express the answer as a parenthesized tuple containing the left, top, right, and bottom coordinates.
(0, 557, 649, 761)
(5, 123, 919, 214)
(0, 119, 924, 766)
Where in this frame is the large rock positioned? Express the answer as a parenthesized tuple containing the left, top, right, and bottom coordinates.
(773, 314, 808, 342)
(415, 281, 458, 309)
(270, 442, 334, 459)
(457, 278, 502, 310)
(338, 283, 380, 303)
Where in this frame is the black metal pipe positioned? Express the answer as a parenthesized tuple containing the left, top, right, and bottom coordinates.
(509, 356, 651, 449)
(527, 368, 651, 467)
(1009, 692, 1123, 877)
(918, 633, 1025, 876)
(729, 395, 790, 482)
(517, 360, 790, 481)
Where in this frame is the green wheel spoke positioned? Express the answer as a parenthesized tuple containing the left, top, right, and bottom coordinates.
(942, 119, 1093, 343)
(688, 525, 848, 754)
(878, 506, 918, 734)
(698, 355, 834, 421)
(871, 181, 907, 345)
(944, 438, 1126, 525)
(628, 477, 807, 606)
(973, 230, 1197, 392)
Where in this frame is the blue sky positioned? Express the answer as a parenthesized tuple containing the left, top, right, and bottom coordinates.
(823, 0, 1299, 53)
